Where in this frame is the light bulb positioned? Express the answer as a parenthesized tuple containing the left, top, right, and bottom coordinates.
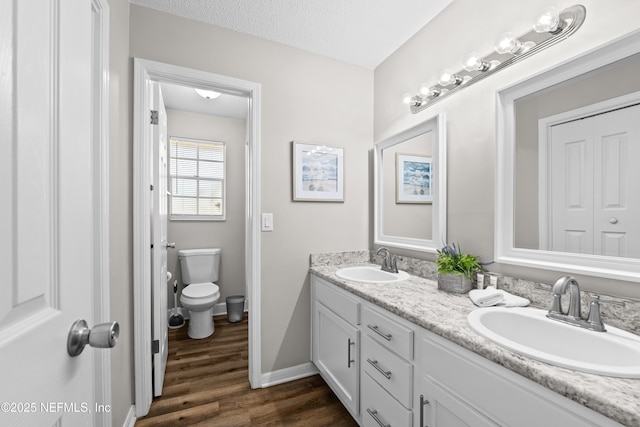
(418, 83, 431, 97)
(437, 69, 462, 86)
(418, 84, 441, 98)
(533, 7, 561, 33)
(495, 32, 522, 54)
(195, 88, 221, 99)
(463, 52, 490, 72)
(402, 93, 416, 106)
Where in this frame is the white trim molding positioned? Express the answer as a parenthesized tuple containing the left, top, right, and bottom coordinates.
(133, 58, 262, 417)
(260, 363, 319, 388)
(374, 113, 447, 253)
(90, 1, 112, 426)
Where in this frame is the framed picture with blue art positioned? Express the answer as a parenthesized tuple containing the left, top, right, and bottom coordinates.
(292, 141, 344, 202)
(396, 153, 432, 203)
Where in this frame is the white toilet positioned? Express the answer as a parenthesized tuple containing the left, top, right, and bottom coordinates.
(178, 248, 221, 339)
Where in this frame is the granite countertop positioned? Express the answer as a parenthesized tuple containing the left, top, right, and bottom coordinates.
(310, 262, 640, 427)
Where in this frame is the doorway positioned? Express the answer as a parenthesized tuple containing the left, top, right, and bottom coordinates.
(133, 58, 262, 417)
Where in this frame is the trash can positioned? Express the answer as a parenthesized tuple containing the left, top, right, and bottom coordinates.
(226, 295, 245, 323)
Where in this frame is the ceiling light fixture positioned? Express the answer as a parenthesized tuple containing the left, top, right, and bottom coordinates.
(195, 88, 222, 99)
(403, 4, 586, 113)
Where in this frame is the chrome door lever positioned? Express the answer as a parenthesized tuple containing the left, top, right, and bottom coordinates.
(67, 319, 119, 357)
(166, 242, 176, 248)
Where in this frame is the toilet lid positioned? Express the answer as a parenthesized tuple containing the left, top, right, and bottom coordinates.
(182, 282, 219, 299)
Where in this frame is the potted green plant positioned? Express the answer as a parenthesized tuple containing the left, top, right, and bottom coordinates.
(436, 243, 485, 293)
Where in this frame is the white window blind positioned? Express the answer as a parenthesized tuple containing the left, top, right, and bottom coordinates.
(169, 137, 225, 220)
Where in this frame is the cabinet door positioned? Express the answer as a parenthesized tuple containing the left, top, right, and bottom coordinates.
(416, 374, 497, 427)
(314, 302, 360, 417)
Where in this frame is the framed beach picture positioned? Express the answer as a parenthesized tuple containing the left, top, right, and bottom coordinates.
(396, 153, 432, 203)
(292, 141, 344, 202)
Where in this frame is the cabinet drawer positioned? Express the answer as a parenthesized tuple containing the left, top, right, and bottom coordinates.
(362, 335, 413, 408)
(313, 275, 360, 325)
(363, 305, 413, 360)
(362, 372, 412, 427)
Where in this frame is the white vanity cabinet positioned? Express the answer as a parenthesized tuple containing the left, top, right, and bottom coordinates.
(311, 275, 361, 418)
(311, 273, 623, 427)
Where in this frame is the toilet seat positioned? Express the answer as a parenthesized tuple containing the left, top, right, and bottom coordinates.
(182, 282, 219, 299)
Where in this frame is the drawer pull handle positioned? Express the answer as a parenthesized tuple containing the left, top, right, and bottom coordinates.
(420, 394, 430, 427)
(367, 358, 392, 379)
(366, 408, 391, 427)
(367, 324, 392, 341)
(347, 338, 355, 368)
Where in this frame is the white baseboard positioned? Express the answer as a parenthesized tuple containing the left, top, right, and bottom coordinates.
(122, 405, 136, 427)
(260, 362, 319, 388)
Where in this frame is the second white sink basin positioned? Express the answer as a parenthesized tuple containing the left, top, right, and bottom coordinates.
(468, 307, 640, 378)
(335, 266, 409, 284)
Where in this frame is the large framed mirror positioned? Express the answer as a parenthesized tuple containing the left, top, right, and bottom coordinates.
(496, 30, 640, 282)
(374, 113, 447, 252)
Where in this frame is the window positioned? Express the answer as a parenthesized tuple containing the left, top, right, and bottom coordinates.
(169, 137, 225, 220)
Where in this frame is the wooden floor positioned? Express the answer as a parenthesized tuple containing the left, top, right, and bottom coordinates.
(136, 315, 357, 426)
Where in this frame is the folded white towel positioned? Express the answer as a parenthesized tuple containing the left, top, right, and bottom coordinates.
(469, 287, 503, 306)
(469, 286, 530, 308)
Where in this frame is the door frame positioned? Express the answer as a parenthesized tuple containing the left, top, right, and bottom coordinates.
(91, 1, 112, 426)
(132, 58, 262, 417)
(537, 90, 640, 250)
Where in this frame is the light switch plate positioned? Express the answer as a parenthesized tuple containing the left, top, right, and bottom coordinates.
(261, 213, 273, 232)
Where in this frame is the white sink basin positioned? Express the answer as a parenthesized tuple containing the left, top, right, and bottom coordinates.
(335, 266, 409, 284)
(467, 307, 640, 378)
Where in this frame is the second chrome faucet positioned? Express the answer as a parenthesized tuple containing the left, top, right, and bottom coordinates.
(547, 276, 624, 332)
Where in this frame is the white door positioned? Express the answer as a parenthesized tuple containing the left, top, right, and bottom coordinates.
(592, 104, 640, 258)
(549, 119, 594, 254)
(151, 82, 170, 396)
(548, 104, 640, 257)
(1, 1, 101, 425)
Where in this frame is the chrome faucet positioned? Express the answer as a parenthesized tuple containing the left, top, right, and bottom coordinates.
(376, 247, 398, 273)
(547, 276, 624, 332)
(548, 276, 582, 321)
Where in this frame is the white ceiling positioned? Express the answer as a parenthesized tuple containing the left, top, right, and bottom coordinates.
(129, 0, 453, 69)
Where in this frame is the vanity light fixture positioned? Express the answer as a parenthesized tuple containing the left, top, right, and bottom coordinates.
(404, 4, 586, 114)
(195, 88, 221, 99)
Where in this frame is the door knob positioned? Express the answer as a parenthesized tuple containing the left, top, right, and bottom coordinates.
(166, 242, 176, 248)
(609, 218, 618, 224)
(67, 319, 119, 357)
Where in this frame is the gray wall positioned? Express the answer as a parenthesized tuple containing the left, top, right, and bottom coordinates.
(374, 0, 640, 298)
(166, 109, 247, 304)
(129, 5, 373, 374)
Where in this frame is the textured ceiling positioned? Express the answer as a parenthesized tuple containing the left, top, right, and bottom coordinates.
(129, 0, 453, 69)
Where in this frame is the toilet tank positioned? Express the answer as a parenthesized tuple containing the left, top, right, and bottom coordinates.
(178, 248, 221, 284)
